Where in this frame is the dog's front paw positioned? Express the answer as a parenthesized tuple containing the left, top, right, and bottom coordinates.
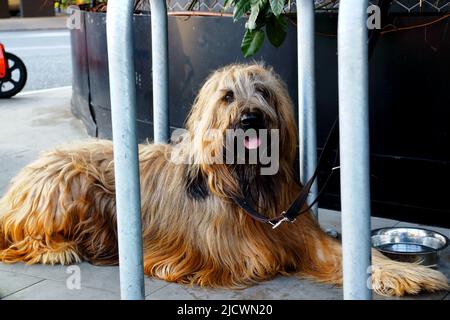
(370, 256, 449, 296)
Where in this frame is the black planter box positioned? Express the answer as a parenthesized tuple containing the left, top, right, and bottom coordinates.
(20, 0, 54, 17)
(70, 11, 450, 228)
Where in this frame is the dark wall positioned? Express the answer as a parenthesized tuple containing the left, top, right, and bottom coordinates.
(71, 12, 450, 227)
(314, 14, 450, 227)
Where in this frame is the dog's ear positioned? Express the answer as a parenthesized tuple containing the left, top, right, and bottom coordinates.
(185, 73, 220, 133)
(272, 75, 298, 166)
(185, 166, 209, 201)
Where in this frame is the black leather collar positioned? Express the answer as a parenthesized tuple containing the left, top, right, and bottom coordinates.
(232, 119, 340, 229)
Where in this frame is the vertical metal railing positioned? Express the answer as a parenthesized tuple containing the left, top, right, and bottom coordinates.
(106, 0, 145, 300)
(337, 0, 372, 300)
(297, 0, 318, 218)
(150, 0, 170, 143)
(107, 0, 372, 301)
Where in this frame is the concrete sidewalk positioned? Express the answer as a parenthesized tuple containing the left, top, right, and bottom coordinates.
(0, 209, 449, 300)
(0, 16, 68, 32)
(0, 87, 88, 195)
(0, 87, 449, 300)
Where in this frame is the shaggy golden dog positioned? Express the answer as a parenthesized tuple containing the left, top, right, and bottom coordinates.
(0, 64, 448, 297)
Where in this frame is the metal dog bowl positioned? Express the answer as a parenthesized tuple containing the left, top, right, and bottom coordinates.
(371, 227, 449, 265)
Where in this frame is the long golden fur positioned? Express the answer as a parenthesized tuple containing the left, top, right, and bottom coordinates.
(0, 64, 448, 296)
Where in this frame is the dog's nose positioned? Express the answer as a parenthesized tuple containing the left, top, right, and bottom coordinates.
(240, 112, 262, 129)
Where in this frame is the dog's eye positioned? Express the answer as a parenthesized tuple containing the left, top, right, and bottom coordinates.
(223, 91, 234, 104)
(256, 87, 270, 100)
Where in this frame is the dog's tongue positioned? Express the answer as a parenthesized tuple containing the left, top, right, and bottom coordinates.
(244, 136, 261, 150)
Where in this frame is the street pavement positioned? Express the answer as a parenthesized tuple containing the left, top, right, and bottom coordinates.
(0, 29, 72, 91)
(0, 16, 68, 32)
(0, 87, 88, 195)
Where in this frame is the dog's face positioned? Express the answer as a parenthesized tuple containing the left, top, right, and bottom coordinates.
(182, 64, 298, 199)
(186, 64, 297, 169)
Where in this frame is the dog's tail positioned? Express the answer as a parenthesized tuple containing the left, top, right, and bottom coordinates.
(371, 250, 449, 296)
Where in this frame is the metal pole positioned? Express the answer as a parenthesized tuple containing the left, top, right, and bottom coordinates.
(106, 0, 145, 300)
(337, 0, 372, 300)
(150, 0, 170, 143)
(297, 0, 318, 218)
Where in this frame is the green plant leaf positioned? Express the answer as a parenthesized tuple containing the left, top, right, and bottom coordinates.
(233, 0, 251, 22)
(241, 29, 265, 57)
(246, 0, 267, 30)
(269, 0, 284, 16)
(224, 0, 236, 9)
(266, 15, 287, 47)
(246, 1, 260, 30)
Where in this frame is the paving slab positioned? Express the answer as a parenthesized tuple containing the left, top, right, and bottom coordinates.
(318, 208, 399, 234)
(145, 274, 447, 300)
(0, 270, 44, 299)
(0, 262, 169, 296)
(0, 262, 70, 282)
(0, 87, 89, 195)
(374, 291, 448, 300)
(146, 283, 197, 300)
(147, 276, 342, 300)
(2, 279, 119, 300)
(64, 263, 168, 295)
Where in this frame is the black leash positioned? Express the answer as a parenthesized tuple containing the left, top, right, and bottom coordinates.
(232, 119, 340, 229)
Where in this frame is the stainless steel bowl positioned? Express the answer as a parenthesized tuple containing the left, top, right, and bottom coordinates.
(371, 227, 449, 265)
